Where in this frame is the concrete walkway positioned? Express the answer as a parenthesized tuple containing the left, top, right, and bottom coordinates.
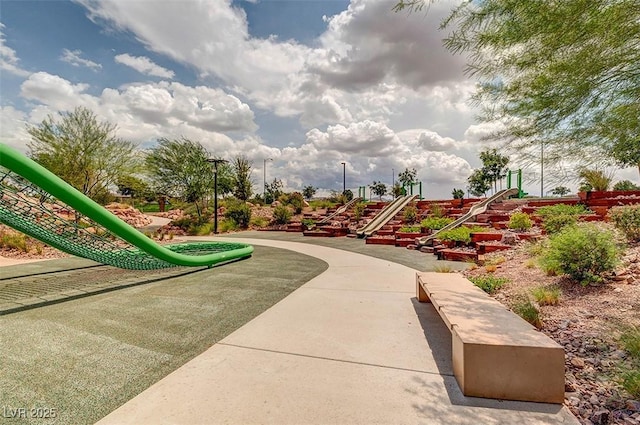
(98, 238, 579, 425)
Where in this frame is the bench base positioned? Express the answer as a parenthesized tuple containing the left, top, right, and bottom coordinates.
(417, 272, 565, 404)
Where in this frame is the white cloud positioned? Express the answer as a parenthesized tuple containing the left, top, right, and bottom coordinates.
(0, 23, 30, 77)
(0, 106, 30, 151)
(60, 48, 102, 71)
(114, 53, 174, 78)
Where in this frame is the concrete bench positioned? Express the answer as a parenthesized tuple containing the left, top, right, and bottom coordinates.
(416, 272, 565, 404)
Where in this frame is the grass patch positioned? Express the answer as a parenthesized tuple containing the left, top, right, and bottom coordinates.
(619, 327, 640, 397)
(433, 264, 453, 273)
(511, 295, 543, 328)
(531, 285, 561, 306)
(250, 216, 270, 228)
(468, 275, 509, 294)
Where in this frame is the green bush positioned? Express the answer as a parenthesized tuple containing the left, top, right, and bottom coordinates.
(429, 203, 445, 218)
(399, 226, 420, 233)
(539, 223, 621, 285)
(619, 327, 640, 397)
(613, 180, 640, 191)
(508, 211, 533, 231)
(0, 231, 28, 252)
(219, 218, 238, 233)
(224, 198, 252, 228)
(420, 216, 454, 230)
(353, 202, 366, 220)
(301, 218, 315, 229)
(469, 275, 509, 294)
(536, 204, 591, 234)
(273, 205, 292, 225)
(250, 216, 270, 228)
(531, 286, 561, 306)
(403, 204, 418, 224)
(286, 191, 305, 214)
(621, 327, 640, 359)
(608, 205, 640, 242)
(437, 225, 487, 244)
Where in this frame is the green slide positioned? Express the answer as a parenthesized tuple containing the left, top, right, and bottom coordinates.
(0, 143, 253, 270)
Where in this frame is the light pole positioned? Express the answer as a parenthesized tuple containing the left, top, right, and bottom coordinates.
(341, 162, 346, 195)
(263, 158, 273, 201)
(540, 141, 544, 198)
(206, 158, 227, 234)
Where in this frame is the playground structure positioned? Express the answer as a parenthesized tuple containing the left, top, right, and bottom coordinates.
(0, 144, 253, 270)
(356, 194, 418, 238)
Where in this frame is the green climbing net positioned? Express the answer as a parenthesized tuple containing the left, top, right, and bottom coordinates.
(0, 167, 245, 270)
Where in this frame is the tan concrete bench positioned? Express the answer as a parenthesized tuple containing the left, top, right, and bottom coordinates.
(416, 272, 565, 404)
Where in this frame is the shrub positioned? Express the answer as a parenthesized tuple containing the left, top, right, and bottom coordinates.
(433, 264, 453, 273)
(608, 205, 640, 242)
(273, 205, 292, 224)
(224, 198, 252, 228)
(429, 203, 445, 218)
(508, 212, 533, 231)
(613, 180, 640, 191)
(399, 226, 420, 233)
(578, 169, 614, 191)
(531, 286, 561, 306)
(403, 204, 418, 224)
(437, 225, 487, 244)
(0, 231, 28, 252)
(192, 222, 214, 236)
(511, 295, 542, 328)
(484, 264, 497, 273)
(539, 223, 621, 285)
(301, 218, 315, 229)
(250, 216, 270, 228)
(219, 218, 238, 233)
(469, 275, 509, 294)
(421, 216, 454, 230)
(353, 202, 366, 220)
(619, 327, 640, 397)
(287, 191, 305, 214)
(536, 204, 591, 234)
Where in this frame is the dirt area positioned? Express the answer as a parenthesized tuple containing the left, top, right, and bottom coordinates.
(463, 242, 640, 425)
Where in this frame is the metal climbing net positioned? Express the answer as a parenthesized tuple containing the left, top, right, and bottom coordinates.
(0, 167, 242, 270)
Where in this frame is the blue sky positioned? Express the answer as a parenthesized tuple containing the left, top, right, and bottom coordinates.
(1, 0, 634, 198)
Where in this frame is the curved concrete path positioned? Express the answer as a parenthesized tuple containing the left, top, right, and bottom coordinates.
(98, 238, 578, 425)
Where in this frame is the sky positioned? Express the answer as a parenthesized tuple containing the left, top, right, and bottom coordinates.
(1, 0, 636, 199)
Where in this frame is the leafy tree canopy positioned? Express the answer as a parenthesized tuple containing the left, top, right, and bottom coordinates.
(27, 106, 137, 203)
(232, 155, 254, 201)
(369, 181, 387, 200)
(394, 0, 640, 179)
(302, 185, 317, 200)
(398, 168, 417, 188)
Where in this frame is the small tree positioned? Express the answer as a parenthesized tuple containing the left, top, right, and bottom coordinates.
(116, 174, 150, 204)
(370, 181, 387, 200)
(265, 178, 283, 204)
(479, 149, 510, 193)
(302, 185, 317, 200)
(467, 169, 491, 197)
(578, 169, 614, 191)
(232, 155, 254, 201)
(613, 180, 640, 191)
(398, 168, 417, 188)
(452, 188, 465, 199)
(391, 183, 404, 198)
(27, 106, 136, 203)
(551, 186, 571, 197)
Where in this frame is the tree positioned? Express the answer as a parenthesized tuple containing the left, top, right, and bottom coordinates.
(391, 183, 404, 198)
(467, 169, 491, 197)
(452, 188, 465, 199)
(265, 178, 283, 204)
(116, 174, 150, 204)
(479, 149, 509, 193)
(398, 168, 417, 188)
(578, 169, 614, 192)
(613, 180, 640, 191)
(394, 0, 640, 179)
(369, 181, 387, 200)
(27, 107, 136, 203)
(550, 186, 571, 197)
(302, 185, 317, 200)
(145, 138, 219, 218)
(232, 155, 254, 201)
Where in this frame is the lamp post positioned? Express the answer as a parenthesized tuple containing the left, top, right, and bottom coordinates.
(540, 141, 544, 198)
(263, 158, 273, 201)
(341, 162, 346, 195)
(206, 158, 227, 234)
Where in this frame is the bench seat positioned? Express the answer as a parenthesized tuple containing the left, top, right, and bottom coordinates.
(416, 272, 565, 403)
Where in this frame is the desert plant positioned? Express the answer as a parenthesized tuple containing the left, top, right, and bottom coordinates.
(608, 205, 640, 242)
(224, 198, 252, 228)
(437, 225, 487, 244)
(420, 216, 454, 230)
(399, 226, 421, 233)
(524, 258, 537, 269)
(433, 264, 453, 273)
(508, 211, 533, 231)
(272, 205, 292, 225)
(250, 216, 270, 228)
(536, 204, 591, 234)
(531, 286, 561, 306)
(219, 218, 238, 233)
(429, 203, 445, 218)
(0, 231, 28, 252)
(301, 218, 315, 230)
(352, 202, 366, 221)
(403, 204, 418, 223)
(578, 169, 614, 191)
(452, 188, 465, 199)
(468, 275, 509, 294)
(613, 180, 640, 191)
(192, 222, 214, 236)
(484, 264, 497, 273)
(539, 223, 622, 285)
(619, 327, 640, 397)
(620, 327, 640, 359)
(511, 295, 543, 328)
